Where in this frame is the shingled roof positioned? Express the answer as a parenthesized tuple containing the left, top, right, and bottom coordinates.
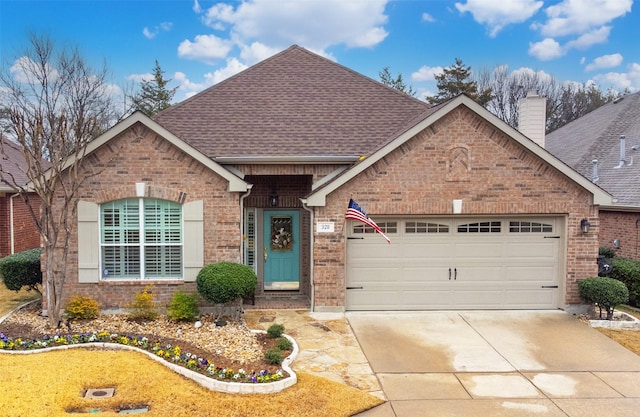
(154, 45, 433, 159)
(0, 138, 32, 191)
(546, 92, 640, 207)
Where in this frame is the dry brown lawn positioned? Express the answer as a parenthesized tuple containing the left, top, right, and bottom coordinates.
(594, 306, 640, 355)
(0, 348, 382, 416)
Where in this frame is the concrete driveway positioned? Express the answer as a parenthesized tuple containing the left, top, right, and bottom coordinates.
(348, 311, 640, 417)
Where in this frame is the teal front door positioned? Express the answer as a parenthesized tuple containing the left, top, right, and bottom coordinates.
(263, 210, 300, 290)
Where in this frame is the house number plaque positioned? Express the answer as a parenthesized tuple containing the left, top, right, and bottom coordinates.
(316, 222, 335, 233)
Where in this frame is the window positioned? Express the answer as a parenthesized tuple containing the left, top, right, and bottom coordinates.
(353, 221, 397, 234)
(405, 222, 449, 233)
(100, 198, 183, 279)
(509, 221, 553, 233)
(457, 221, 501, 233)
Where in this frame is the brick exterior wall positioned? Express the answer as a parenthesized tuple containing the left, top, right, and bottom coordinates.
(46, 122, 242, 311)
(599, 210, 640, 260)
(311, 106, 599, 310)
(0, 193, 41, 258)
(45, 106, 602, 314)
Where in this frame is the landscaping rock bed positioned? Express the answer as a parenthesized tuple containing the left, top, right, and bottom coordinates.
(0, 300, 290, 379)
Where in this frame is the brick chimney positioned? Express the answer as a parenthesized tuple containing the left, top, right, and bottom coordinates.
(518, 90, 547, 148)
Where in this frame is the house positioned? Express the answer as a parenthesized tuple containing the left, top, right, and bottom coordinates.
(48, 45, 610, 315)
(0, 138, 42, 258)
(546, 92, 640, 260)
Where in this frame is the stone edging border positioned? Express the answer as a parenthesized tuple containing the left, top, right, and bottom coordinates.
(0, 301, 298, 394)
(589, 309, 640, 330)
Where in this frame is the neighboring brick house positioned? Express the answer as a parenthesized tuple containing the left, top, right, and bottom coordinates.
(0, 138, 42, 258)
(546, 92, 640, 260)
(46, 45, 611, 315)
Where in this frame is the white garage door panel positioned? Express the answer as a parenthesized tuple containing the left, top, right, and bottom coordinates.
(348, 288, 455, 310)
(346, 217, 563, 310)
(454, 242, 504, 258)
(505, 266, 557, 282)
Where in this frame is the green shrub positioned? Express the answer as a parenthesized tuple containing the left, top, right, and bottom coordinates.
(196, 262, 257, 305)
(610, 257, 640, 307)
(599, 247, 616, 258)
(264, 348, 283, 365)
(64, 295, 100, 319)
(167, 291, 199, 322)
(277, 337, 292, 351)
(266, 323, 285, 339)
(0, 248, 42, 293)
(127, 285, 159, 321)
(578, 277, 629, 319)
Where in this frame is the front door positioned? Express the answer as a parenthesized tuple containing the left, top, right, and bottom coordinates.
(263, 210, 300, 290)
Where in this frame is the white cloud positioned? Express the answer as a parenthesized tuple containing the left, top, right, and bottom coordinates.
(174, 71, 210, 98)
(127, 72, 154, 83)
(455, 0, 543, 37)
(510, 67, 554, 84)
(239, 42, 281, 65)
(422, 13, 435, 23)
(565, 26, 611, 50)
(593, 63, 640, 92)
(536, 0, 632, 37)
(172, 58, 249, 99)
(200, 0, 389, 51)
(10, 56, 58, 84)
(177, 34, 233, 64)
(528, 38, 564, 60)
(192, 0, 202, 14)
(207, 57, 249, 84)
(585, 53, 623, 72)
(526, 0, 631, 61)
(411, 65, 443, 82)
(142, 22, 173, 39)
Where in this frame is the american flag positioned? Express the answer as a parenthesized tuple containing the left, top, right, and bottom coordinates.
(345, 199, 391, 243)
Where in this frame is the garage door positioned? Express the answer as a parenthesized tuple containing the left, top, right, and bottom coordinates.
(346, 217, 563, 310)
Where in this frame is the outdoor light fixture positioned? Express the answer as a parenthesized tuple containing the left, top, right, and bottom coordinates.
(580, 218, 591, 234)
(269, 194, 279, 207)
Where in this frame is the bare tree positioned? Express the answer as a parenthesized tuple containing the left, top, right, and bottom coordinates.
(476, 66, 560, 130)
(546, 83, 621, 132)
(476, 65, 620, 132)
(0, 34, 121, 327)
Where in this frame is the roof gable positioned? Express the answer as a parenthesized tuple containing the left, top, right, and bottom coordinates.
(305, 95, 611, 207)
(154, 45, 432, 160)
(546, 92, 640, 207)
(74, 112, 249, 193)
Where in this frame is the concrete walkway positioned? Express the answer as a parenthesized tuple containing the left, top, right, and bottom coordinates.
(245, 310, 640, 417)
(243, 309, 384, 398)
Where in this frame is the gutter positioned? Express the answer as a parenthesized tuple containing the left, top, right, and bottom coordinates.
(215, 155, 360, 165)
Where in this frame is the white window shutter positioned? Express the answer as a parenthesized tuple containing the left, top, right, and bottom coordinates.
(183, 200, 204, 281)
(77, 201, 100, 283)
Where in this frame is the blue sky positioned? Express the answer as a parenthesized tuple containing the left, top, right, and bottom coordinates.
(1, 0, 638, 103)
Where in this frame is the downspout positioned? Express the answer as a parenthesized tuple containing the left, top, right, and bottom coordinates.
(239, 185, 254, 264)
(301, 200, 315, 312)
(9, 193, 18, 254)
